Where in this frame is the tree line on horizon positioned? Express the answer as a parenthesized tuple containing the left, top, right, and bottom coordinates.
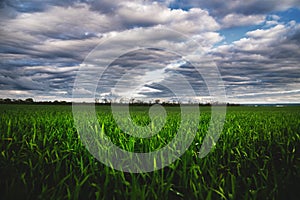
(0, 97, 242, 106)
(0, 98, 69, 105)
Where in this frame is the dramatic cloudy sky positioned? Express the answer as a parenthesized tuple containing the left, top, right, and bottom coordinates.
(1, 0, 300, 103)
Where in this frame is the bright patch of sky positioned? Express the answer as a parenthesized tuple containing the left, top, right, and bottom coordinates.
(272, 8, 300, 23)
(218, 25, 262, 45)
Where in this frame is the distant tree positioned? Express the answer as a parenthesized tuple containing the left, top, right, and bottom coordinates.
(4, 98, 12, 103)
(154, 99, 160, 104)
(25, 98, 34, 103)
(102, 98, 108, 104)
(130, 98, 135, 104)
(135, 99, 142, 104)
(119, 98, 125, 104)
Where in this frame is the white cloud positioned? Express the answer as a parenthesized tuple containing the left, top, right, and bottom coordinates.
(221, 13, 265, 28)
(1, 1, 221, 60)
(246, 24, 287, 39)
(2, 3, 116, 35)
(117, 2, 220, 33)
(213, 21, 300, 103)
(170, 0, 300, 16)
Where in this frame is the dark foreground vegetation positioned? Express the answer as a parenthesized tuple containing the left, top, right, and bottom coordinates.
(0, 104, 299, 199)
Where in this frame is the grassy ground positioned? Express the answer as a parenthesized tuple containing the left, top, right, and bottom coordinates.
(0, 104, 299, 199)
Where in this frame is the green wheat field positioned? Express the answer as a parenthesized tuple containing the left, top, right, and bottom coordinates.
(0, 104, 299, 199)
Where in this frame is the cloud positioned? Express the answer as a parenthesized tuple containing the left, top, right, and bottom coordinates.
(213, 21, 300, 102)
(1, 0, 220, 101)
(94, 49, 209, 99)
(1, 1, 220, 59)
(169, 0, 300, 16)
(1, 3, 115, 38)
(221, 13, 266, 28)
(0, 0, 299, 103)
(117, 3, 220, 32)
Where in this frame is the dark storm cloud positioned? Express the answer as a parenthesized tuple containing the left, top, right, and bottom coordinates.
(109, 49, 180, 68)
(94, 49, 211, 100)
(0, 73, 45, 90)
(0, 65, 77, 91)
(4, 0, 52, 13)
(140, 83, 174, 98)
(142, 78, 210, 98)
(95, 49, 181, 95)
(290, 31, 300, 42)
(2, 0, 89, 13)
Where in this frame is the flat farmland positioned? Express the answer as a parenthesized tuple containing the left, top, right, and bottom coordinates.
(0, 104, 299, 199)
